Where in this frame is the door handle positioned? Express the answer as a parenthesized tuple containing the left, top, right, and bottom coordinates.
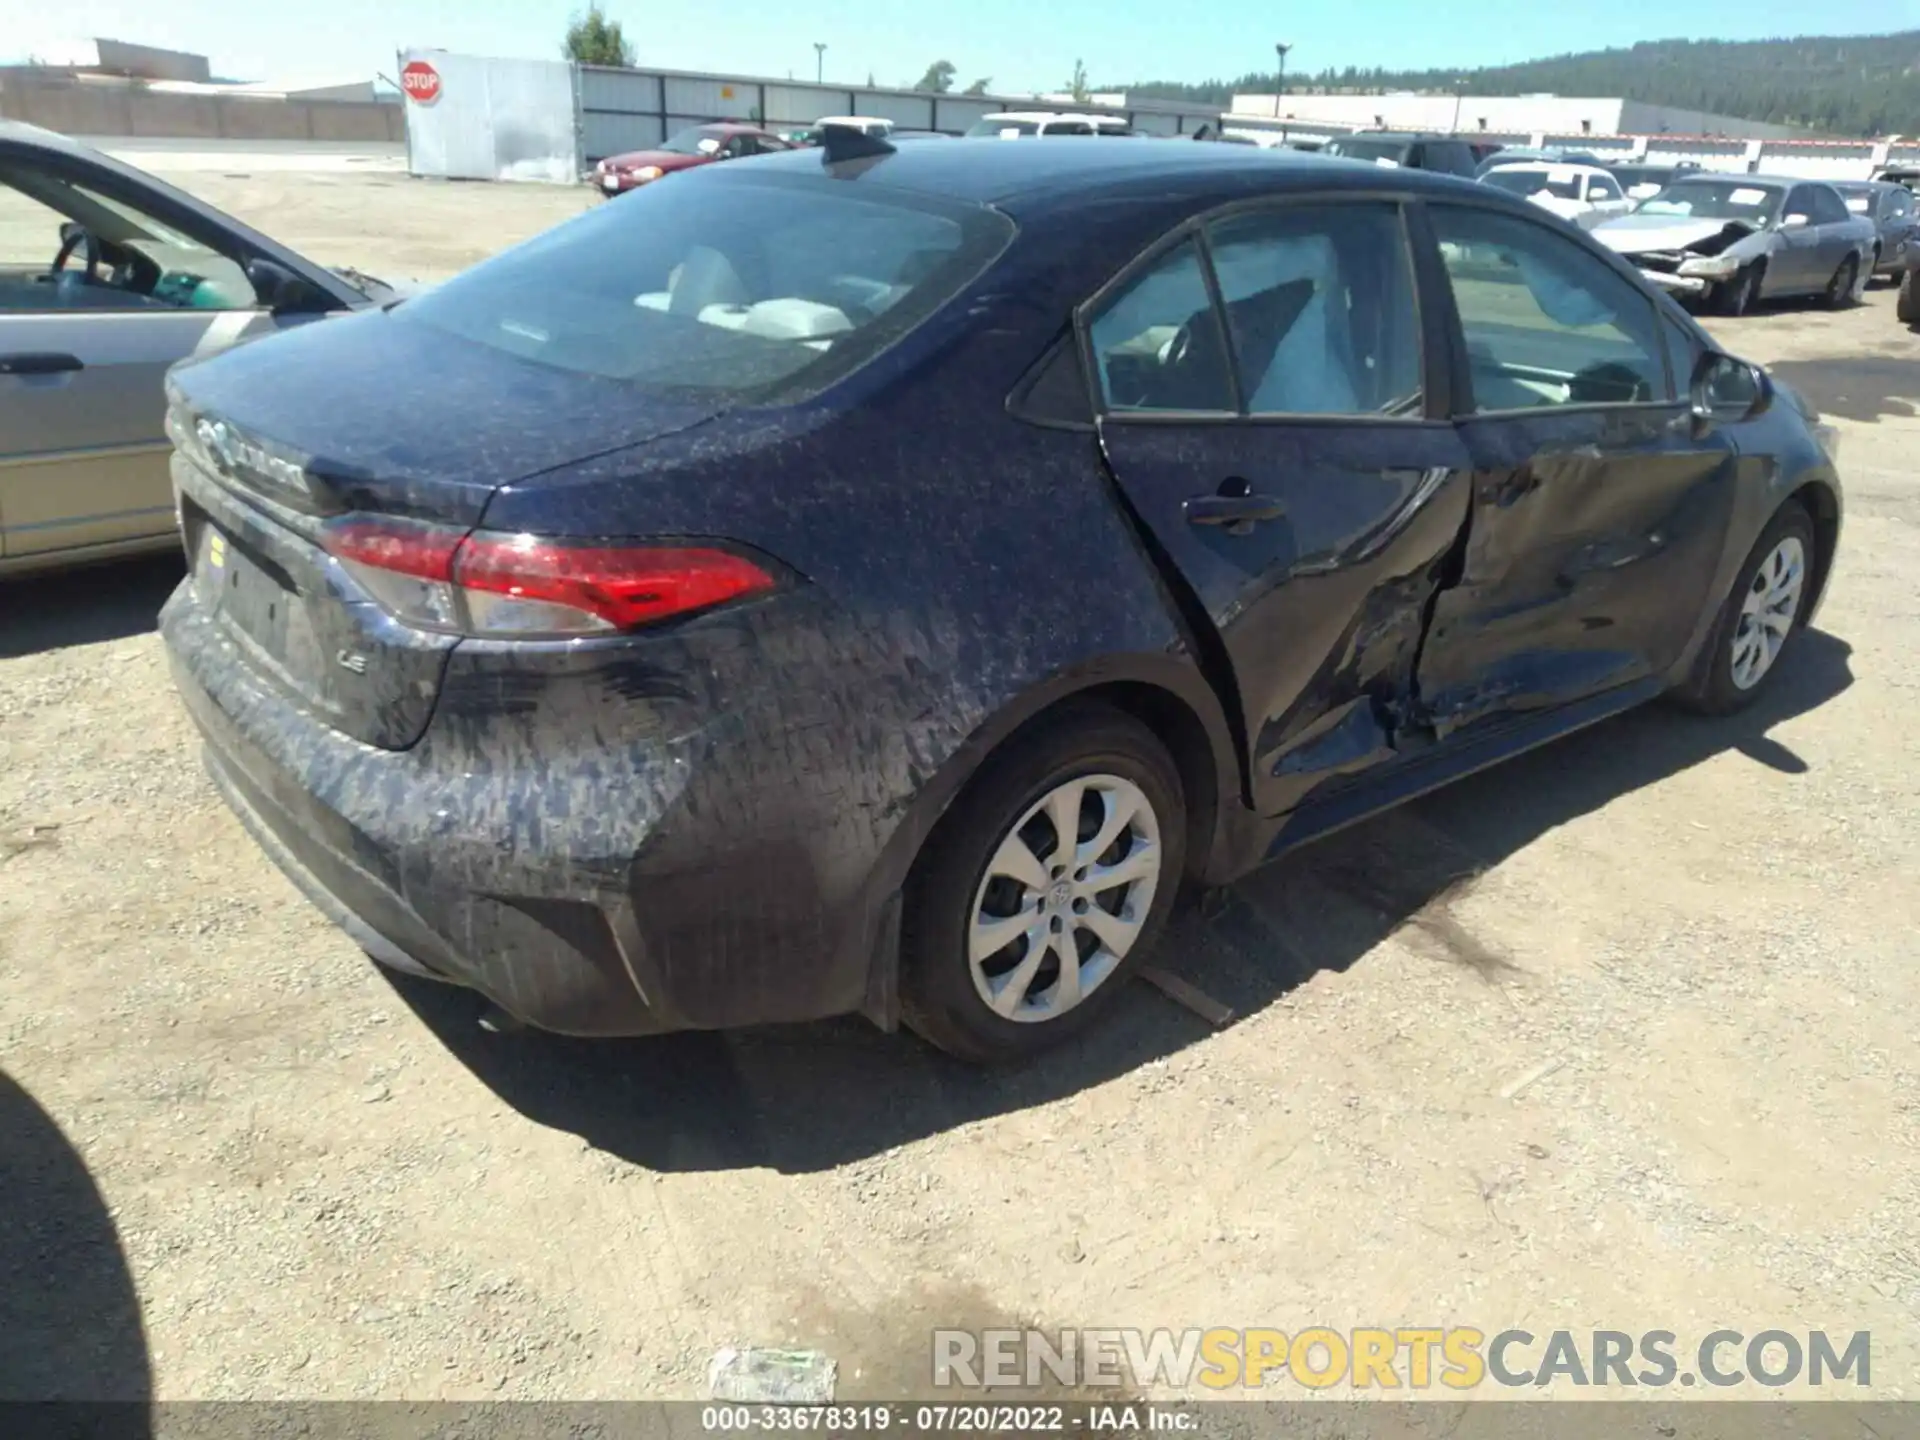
(1185, 491, 1285, 527)
(0, 352, 84, 376)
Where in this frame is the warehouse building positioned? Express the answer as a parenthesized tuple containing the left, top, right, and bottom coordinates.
(1227, 91, 1804, 140)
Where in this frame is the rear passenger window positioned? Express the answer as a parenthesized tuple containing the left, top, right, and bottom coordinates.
(1087, 240, 1234, 413)
(1431, 204, 1669, 412)
(1204, 204, 1422, 416)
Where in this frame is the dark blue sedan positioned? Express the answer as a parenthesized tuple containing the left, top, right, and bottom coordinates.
(160, 136, 1843, 1063)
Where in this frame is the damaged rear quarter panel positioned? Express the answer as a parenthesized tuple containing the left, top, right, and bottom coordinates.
(447, 291, 1232, 1029)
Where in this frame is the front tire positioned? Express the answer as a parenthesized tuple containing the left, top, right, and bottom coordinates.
(901, 705, 1186, 1064)
(1823, 255, 1859, 309)
(1672, 503, 1816, 716)
(1715, 264, 1762, 316)
(1899, 268, 1920, 325)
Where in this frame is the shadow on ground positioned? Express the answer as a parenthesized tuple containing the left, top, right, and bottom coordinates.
(1766, 356, 1920, 424)
(0, 1071, 150, 1415)
(0, 555, 183, 660)
(388, 630, 1854, 1176)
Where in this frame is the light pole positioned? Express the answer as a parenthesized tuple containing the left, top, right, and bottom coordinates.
(1451, 78, 1465, 133)
(814, 43, 826, 84)
(1273, 42, 1291, 119)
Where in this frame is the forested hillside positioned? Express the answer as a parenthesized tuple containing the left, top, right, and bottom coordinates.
(1125, 32, 1920, 136)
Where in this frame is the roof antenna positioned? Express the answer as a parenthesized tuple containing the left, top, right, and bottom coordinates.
(1191, 122, 1214, 142)
(819, 122, 896, 164)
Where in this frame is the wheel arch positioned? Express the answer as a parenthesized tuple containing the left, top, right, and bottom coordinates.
(845, 656, 1244, 1031)
(910, 659, 1241, 890)
(1786, 477, 1841, 624)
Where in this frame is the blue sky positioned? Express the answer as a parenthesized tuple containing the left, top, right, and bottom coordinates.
(7, 0, 1911, 94)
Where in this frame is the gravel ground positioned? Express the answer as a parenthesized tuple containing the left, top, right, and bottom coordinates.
(2, 168, 1917, 1408)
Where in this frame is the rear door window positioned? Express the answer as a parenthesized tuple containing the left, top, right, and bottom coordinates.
(396, 171, 1012, 402)
(1203, 203, 1422, 416)
(1085, 239, 1235, 414)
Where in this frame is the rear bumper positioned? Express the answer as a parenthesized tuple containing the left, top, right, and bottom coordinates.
(161, 579, 872, 1037)
(164, 589, 669, 1033)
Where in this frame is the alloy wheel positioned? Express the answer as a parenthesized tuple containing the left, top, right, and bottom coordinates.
(967, 774, 1162, 1023)
(1729, 535, 1806, 691)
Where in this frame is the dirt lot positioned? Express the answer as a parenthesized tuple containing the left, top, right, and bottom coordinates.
(3, 167, 1918, 1406)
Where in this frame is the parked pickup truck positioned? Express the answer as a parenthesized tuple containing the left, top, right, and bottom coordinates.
(1591, 173, 1876, 316)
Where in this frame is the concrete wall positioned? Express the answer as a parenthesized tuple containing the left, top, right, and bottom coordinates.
(0, 76, 404, 143)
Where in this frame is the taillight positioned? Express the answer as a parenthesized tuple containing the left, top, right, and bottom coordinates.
(321, 517, 780, 637)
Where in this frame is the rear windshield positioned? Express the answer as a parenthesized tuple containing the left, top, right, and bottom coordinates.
(966, 118, 1040, 137)
(1321, 138, 1411, 165)
(1483, 168, 1582, 200)
(396, 171, 1013, 401)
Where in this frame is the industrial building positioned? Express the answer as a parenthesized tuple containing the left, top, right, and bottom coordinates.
(0, 38, 402, 138)
(1227, 91, 1803, 141)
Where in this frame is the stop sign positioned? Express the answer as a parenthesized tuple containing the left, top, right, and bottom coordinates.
(401, 60, 441, 105)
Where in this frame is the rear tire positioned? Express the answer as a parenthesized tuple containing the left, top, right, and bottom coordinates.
(900, 705, 1186, 1065)
(1899, 268, 1920, 325)
(1671, 502, 1816, 716)
(1823, 255, 1859, 309)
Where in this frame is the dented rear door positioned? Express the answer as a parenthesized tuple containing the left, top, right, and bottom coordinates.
(1412, 202, 1737, 737)
(1085, 201, 1473, 818)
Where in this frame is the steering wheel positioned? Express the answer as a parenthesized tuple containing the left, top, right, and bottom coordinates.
(50, 224, 107, 285)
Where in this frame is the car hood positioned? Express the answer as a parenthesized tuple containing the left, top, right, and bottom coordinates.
(168, 302, 721, 506)
(1592, 214, 1761, 252)
(604, 149, 709, 171)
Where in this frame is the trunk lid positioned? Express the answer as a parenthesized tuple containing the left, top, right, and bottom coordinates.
(167, 307, 720, 750)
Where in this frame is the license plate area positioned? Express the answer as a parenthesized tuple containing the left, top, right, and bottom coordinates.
(187, 500, 316, 675)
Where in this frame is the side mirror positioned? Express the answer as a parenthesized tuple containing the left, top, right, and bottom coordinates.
(1690, 351, 1773, 432)
(1779, 212, 1809, 229)
(245, 257, 322, 314)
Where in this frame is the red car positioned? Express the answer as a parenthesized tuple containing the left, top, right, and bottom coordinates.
(590, 123, 793, 195)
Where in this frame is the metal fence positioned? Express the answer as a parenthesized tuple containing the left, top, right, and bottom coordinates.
(401, 55, 1920, 183)
(573, 66, 1222, 161)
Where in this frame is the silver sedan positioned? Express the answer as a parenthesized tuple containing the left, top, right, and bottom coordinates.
(1592, 173, 1876, 316)
(0, 123, 392, 577)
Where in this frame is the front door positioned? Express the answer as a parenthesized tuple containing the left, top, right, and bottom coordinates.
(0, 149, 283, 559)
(1411, 201, 1739, 737)
(1088, 198, 1475, 817)
(1580, 172, 1631, 228)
